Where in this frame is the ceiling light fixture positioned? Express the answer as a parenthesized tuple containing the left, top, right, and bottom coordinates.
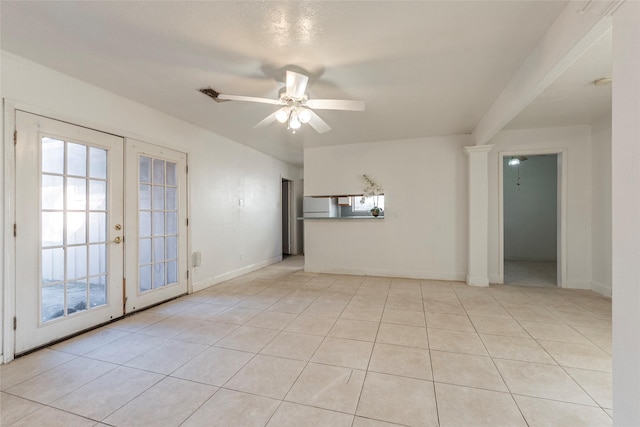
(275, 107, 290, 123)
(508, 156, 528, 166)
(289, 110, 302, 132)
(278, 106, 311, 133)
(297, 107, 312, 124)
(508, 156, 528, 186)
(593, 76, 613, 86)
(211, 70, 365, 134)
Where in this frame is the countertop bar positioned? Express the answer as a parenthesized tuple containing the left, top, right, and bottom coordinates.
(297, 216, 384, 220)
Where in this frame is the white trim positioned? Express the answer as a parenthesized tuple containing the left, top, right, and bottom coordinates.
(565, 279, 593, 290)
(3, 101, 17, 364)
(467, 274, 490, 287)
(464, 144, 495, 154)
(498, 148, 568, 287)
(280, 175, 293, 256)
(192, 255, 283, 293)
(185, 152, 192, 294)
(303, 264, 466, 282)
(591, 281, 612, 298)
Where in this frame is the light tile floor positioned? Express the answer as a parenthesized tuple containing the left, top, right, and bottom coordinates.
(504, 260, 558, 287)
(1, 256, 613, 426)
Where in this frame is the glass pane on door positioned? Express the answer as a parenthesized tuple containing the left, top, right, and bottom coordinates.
(41, 139, 109, 323)
(138, 155, 179, 292)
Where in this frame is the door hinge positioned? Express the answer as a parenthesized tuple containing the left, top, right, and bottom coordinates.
(13, 223, 16, 237)
(186, 270, 189, 279)
(186, 218, 189, 226)
(13, 316, 17, 330)
(185, 165, 189, 174)
(14, 130, 17, 145)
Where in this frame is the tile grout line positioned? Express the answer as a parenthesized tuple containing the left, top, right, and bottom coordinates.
(420, 279, 441, 427)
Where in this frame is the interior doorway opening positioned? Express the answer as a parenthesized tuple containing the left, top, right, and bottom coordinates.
(502, 153, 559, 287)
(281, 178, 292, 257)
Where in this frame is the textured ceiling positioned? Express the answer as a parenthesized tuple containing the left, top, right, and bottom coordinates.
(1, 1, 601, 167)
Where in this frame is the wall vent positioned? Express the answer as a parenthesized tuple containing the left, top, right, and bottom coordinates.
(198, 87, 227, 103)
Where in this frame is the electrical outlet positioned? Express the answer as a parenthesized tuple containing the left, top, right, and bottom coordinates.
(239, 199, 244, 206)
(192, 251, 202, 267)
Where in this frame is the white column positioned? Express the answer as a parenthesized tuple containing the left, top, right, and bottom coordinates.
(612, 2, 640, 425)
(464, 145, 494, 287)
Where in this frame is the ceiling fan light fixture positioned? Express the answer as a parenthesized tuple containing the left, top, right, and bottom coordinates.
(211, 69, 362, 134)
(289, 111, 302, 130)
(297, 107, 312, 124)
(275, 107, 290, 123)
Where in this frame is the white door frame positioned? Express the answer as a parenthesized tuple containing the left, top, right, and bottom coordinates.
(2, 100, 191, 363)
(3, 101, 19, 364)
(498, 148, 567, 287)
(123, 138, 189, 312)
(281, 178, 293, 255)
(281, 175, 296, 257)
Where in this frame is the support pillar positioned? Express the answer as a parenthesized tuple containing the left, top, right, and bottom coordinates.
(464, 145, 493, 287)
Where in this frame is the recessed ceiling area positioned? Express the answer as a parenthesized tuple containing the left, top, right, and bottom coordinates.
(0, 1, 598, 167)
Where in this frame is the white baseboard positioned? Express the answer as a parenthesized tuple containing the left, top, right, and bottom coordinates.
(303, 264, 466, 282)
(192, 255, 283, 293)
(564, 279, 592, 289)
(489, 275, 502, 284)
(591, 281, 612, 298)
(467, 275, 490, 287)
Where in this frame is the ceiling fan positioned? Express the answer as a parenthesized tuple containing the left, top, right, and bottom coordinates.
(206, 70, 365, 134)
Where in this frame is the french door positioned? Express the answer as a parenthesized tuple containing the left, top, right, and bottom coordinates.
(15, 112, 125, 354)
(123, 139, 188, 312)
(14, 113, 189, 354)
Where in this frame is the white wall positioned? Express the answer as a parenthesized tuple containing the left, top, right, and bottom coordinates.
(612, 2, 640, 423)
(303, 135, 471, 280)
(591, 116, 612, 296)
(503, 155, 557, 261)
(1, 52, 302, 356)
(488, 126, 592, 288)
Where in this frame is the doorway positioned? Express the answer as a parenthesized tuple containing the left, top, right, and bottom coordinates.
(281, 178, 292, 257)
(12, 111, 188, 355)
(500, 151, 566, 287)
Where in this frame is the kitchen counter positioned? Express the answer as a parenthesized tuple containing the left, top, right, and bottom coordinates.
(297, 216, 384, 220)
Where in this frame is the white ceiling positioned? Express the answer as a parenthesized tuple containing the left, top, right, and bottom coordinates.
(1, 1, 609, 167)
(506, 28, 612, 130)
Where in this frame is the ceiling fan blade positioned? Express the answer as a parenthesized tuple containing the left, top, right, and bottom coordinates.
(307, 110, 332, 134)
(253, 111, 278, 128)
(305, 99, 366, 111)
(286, 71, 309, 100)
(217, 94, 283, 105)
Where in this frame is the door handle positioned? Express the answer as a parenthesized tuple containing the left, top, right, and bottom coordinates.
(114, 236, 123, 244)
